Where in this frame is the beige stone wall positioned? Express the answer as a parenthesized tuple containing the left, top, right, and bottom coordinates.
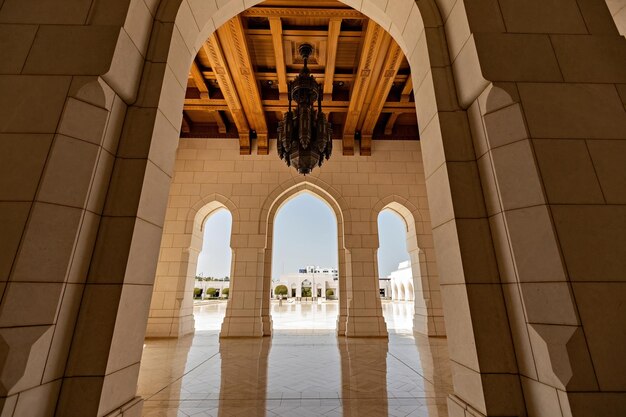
(148, 138, 444, 338)
(0, 0, 625, 416)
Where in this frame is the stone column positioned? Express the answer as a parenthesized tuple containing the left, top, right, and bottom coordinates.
(408, 243, 445, 336)
(220, 242, 265, 337)
(436, 1, 626, 415)
(146, 223, 198, 338)
(261, 248, 273, 336)
(343, 244, 387, 338)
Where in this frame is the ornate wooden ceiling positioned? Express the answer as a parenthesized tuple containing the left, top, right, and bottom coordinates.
(182, 0, 418, 156)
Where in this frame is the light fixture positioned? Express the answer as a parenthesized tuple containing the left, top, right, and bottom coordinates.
(277, 44, 332, 175)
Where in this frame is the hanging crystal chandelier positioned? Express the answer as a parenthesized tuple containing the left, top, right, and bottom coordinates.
(277, 44, 332, 175)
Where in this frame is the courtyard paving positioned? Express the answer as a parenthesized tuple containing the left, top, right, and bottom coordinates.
(138, 301, 452, 416)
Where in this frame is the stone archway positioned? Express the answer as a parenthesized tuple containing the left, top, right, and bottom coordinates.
(1, 1, 625, 416)
(253, 178, 387, 338)
(146, 194, 239, 337)
(372, 196, 445, 336)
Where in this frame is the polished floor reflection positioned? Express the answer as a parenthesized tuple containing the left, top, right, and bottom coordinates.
(139, 301, 452, 416)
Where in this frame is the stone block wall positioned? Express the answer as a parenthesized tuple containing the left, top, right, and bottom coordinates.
(148, 138, 445, 338)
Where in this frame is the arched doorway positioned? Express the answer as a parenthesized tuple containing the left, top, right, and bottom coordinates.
(268, 192, 339, 332)
(147, 196, 238, 337)
(3, 1, 623, 416)
(193, 208, 232, 330)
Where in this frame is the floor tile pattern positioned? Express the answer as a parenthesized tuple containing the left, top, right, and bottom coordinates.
(139, 302, 452, 417)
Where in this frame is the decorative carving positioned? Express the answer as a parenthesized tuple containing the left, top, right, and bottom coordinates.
(361, 41, 404, 155)
(203, 36, 251, 154)
(242, 7, 365, 19)
(217, 15, 269, 155)
(342, 22, 387, 155)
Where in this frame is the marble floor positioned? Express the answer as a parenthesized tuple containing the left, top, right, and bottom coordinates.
(139, 301, 453, 417)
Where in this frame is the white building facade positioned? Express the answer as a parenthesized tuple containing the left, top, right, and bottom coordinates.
(193, 278, 230, 298)
(387, 261, 415, 301)
(272, 266, 339, 299)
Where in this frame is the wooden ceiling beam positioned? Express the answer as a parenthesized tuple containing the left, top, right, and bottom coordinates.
(190, 60, 209, 99)
(342, 21, 387, 155)
(382, 78, 414, 136)
(217, 15, 269, 155)
(268, 17, 289, 99)
(202, 70, 410, 84)
(246, 28, 363, 38)
(323, 17, 342, 101)
(211, 110, 227, 134)
(384, 113, 400, 136)
(184, 100, 417, 113)
(360, 41, 404, 156)
(202, 35, 251, 154)
(401, 76, 413, 102)
(242, 7, 364, 19)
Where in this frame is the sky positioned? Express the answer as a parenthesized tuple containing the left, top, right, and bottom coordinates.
(196, 209, 232, 279)
(195, 193, 410, 279)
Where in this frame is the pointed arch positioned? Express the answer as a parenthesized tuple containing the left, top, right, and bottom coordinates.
(371, 195, 445, 336)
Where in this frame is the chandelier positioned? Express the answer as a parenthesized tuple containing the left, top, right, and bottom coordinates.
(278, 44, 332, 175)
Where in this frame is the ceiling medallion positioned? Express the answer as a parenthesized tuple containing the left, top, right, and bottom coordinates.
(277, 43, 332, 175)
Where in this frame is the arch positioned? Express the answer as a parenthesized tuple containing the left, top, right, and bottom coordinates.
(147, 195, 238, 338)
(371, 196, 445, 336)
(254, 179, 352, 336)
(260, 176, 351, 237)
(141, 0, 464, 346)
(406, 281, 415, 302)
(2, 0, 625, 415)
(187, 193, 240, 233)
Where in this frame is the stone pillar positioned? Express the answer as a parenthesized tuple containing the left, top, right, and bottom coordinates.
(437, 1, 626, 415)
(261, 248, 273, 336)
(146, 225, 198, 338)
(408, 243, 445, 336)
(336, 248, 349, 335)
(343, 244, 387, 337)
(220, 243, 265, 337)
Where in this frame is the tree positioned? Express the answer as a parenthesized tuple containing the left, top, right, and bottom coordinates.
(206, 287, 217, 298)
(222, 287, 229, 298)
(193, 287, 202, 299)
(326, 288, 334, 298)
(302, 287, 312, 297)
(274, 285, 288, 298)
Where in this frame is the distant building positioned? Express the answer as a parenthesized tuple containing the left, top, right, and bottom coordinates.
(271, 264, 414, 301)
(272, 266, 338, 299)
(193, 277, 229, 298)
(386, 261, 414, 301)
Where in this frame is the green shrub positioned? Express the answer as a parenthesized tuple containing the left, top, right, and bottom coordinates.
(193, 287, 202, 299)
(222, 287, 229, 298)
(274, 285, 288, 297)
(326, 288, 334, 298)
(301, 287, 312, 297)
(206, 287, 217, 298)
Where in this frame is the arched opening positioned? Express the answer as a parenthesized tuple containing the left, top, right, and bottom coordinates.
(193, 208, 232, 330)
(377, 208, 414, 331)
(10, 0, 623, 415)
(269, 192, 339, 332)
(147, 197, 238, 337)
(373, 199, 445, 337)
